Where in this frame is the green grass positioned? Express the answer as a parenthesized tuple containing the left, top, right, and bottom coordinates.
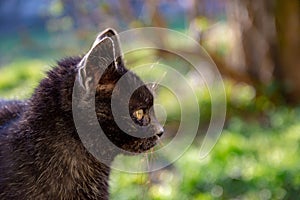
(0, 59, 48, 99)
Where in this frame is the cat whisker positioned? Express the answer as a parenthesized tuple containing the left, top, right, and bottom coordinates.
(157, 138, 165, 147)
(149, 59, 161, 71)
(150, 148, 157, 164)
(155, 134, 165, 147)
(156, 71, 167, 84)
(145, 152, 150, 171)
(152, 71, 167, 91)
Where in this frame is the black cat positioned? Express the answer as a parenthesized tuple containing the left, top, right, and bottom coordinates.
(0, 29, 163, 200)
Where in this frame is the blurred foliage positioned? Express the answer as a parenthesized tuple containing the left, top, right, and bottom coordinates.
(0, 59, 47, 99)
(1, 59, 300, 199)
(110, 107, 300, 200)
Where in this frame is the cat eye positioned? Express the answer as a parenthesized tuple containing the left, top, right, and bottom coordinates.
(133, 109, 144, 121)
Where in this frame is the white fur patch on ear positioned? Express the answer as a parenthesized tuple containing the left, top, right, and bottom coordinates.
(97, 28, 118, 40)
(76, 36, 118, 91)
(90, 34, 122, 69)
(104, 37, 118, 69)
(95, 28, 124, 66)
(76, 56, 89, 90)
(92, 28, 118, 50)
(92, 36, 119, 70)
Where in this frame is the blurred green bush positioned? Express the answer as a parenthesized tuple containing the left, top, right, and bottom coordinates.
(0, 59, 47, 99)
(1, 59, 299, 199)
(110, 107, 300, 200)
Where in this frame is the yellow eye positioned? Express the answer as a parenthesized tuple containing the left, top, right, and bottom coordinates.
(133, 109, 144, 121)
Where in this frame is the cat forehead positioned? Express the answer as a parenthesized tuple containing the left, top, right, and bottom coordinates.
(131, 84, 153, 104)
(125, 72, 153, 95)
(112, 72, 153, 101)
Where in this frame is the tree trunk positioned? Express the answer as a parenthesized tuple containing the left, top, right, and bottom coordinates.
(275, 0, 300, 104)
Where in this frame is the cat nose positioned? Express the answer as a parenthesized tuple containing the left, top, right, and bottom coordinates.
(156, 131, 163, 137)
(156, 127, 164, 138)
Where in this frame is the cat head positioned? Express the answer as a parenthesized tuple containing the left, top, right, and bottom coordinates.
(76, 29, 164, 154)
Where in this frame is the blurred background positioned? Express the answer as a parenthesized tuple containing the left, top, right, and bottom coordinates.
(0, 0, 300, 199)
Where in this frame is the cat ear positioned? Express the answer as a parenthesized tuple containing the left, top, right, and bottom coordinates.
(77, 36, 118, 91)
(95, 28, 125, 67)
